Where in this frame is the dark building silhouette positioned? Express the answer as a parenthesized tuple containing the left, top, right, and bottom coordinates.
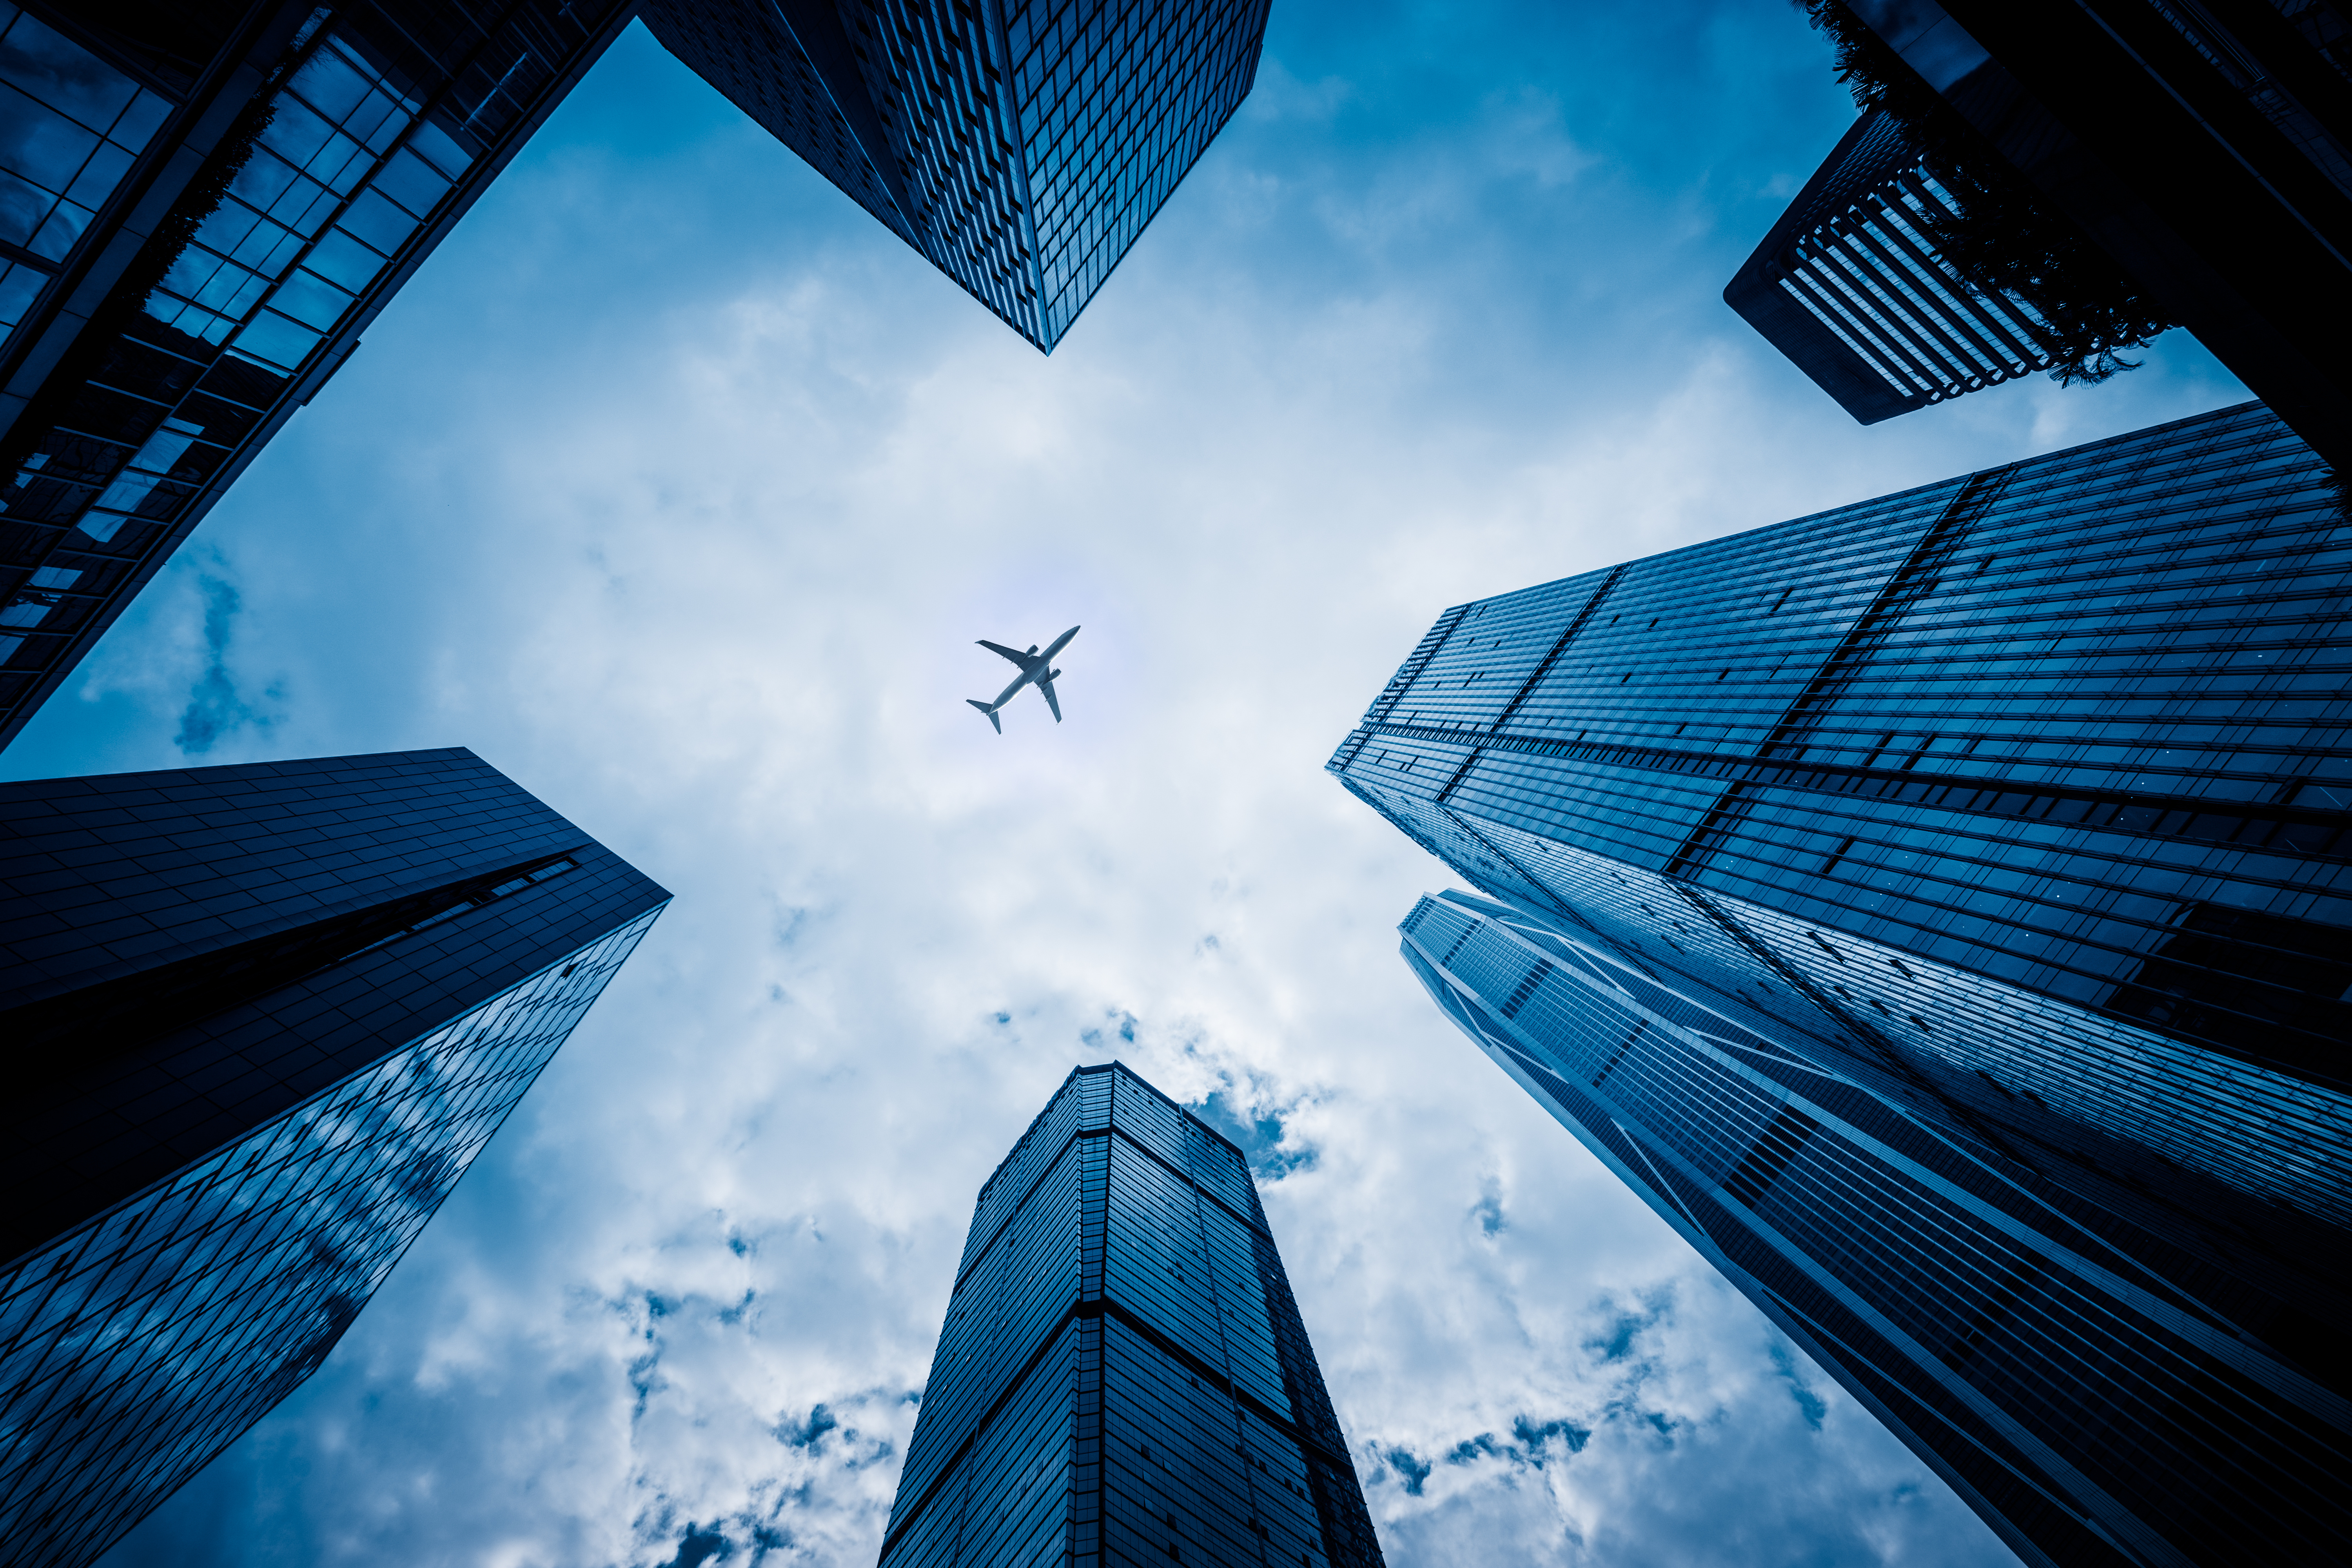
(880, 1062, 1382, 1568)
(1724, 106, 2078, 423)
(639, 0, 1272, 352)
(1330, 401, 2350, 1568)
(0, 0, 1269, 751)
(1739, 0, 2352, 470)
(0, 748, 668, 1568)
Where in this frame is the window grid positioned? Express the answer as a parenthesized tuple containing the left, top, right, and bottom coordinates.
(1348, 401, 2351, 1568)
(0, 910, 659, 1568)
(1403, 895, 2347, 1564)
(0, 5, 172, 342)
(881, 1063, 1381, 1568)
(0, 0, 632, 737)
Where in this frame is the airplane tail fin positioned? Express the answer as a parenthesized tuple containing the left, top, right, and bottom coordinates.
(967, 699, 1001, 734)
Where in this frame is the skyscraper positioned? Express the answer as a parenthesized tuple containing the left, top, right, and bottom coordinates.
(0, 0, 1269, 751)
(0, 0, 639, 751)
(1330, 401, 2349, 1568)
(880, 1062, 1382, 1568)
(0, 748, 669, 1568)
(1723, 106, 2081, 424)
(640, 0, 1272, 352)
(1738, 0, 2352, 469)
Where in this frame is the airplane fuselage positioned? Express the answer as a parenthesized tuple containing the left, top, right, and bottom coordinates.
(990, 646, 1044, 706)
(969, 626, 1080, 732)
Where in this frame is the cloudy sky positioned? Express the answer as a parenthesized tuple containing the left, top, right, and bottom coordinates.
(11, 3, 2252, 1564)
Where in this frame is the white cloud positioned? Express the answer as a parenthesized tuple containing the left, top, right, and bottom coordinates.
(45, 6, 2258, 1565)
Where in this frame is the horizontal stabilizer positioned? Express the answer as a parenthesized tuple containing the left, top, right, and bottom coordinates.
(967, 698, 1002, 734)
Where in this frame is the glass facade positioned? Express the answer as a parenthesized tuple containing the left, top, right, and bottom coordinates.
(642, 0, 1272, 351)
(1330, 401, 2350, 1568)
(0, 748, 670, 1568)
(1830, 0, 2351, 470)
(0, 0, 1267, 752)
(1397, 892, 2345, 1568)
(0, 5, 174, 337)
(0, 0, 637, 749)
(880, 1062, 1383, 1568)
(1724, 107, 2070, 424)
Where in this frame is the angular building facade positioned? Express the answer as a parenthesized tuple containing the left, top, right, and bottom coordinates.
(0, 0, 1269, 753)
(1330, 401, 2349, 1568)
(880, 1062, 1382, 1568)
(641, 0, 1272, 351)
(1743, 0, 2352, 468)
(0, 0, 638, 751)
(1724, 106, 2075, 424)
(0, 748, 668, 1568)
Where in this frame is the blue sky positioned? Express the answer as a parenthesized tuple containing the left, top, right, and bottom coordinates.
(13, 3, 2253, 1564)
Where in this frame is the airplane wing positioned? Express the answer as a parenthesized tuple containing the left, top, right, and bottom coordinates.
(978, 640, 1030, 667)
(1038, 676, 1063, 722)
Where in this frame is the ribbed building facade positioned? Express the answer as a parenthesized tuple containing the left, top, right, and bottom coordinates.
(641, 0, 1272, 350)
(1724, 107, 2069, 423)
(0, 748, 668, 1568)
(1755, 0, 2352, 468)
(1331, 401, 2349, 1568)
(879, 1062, 1382, 1568)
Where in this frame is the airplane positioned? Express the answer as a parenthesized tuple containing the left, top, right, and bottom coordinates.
(968, 625, 1079, 733)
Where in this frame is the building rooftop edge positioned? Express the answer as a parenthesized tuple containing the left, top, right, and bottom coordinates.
(973, 1060, 1250, 1206)
(1419, 397, 2276, 623)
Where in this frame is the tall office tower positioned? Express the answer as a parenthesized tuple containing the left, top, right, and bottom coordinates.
(1738, 0, 2352, 470)
(639, 0, 1272, 352)
(0, 0, 638, 751)
(0, 748, 668, 1568)
(0, 2, 1270, 757)
(879, 1062, 1382, 1568)
(1724, 106, 2089, 424)
(1329, 401, 2349, 1568)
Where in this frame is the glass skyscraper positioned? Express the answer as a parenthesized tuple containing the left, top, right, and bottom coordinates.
(0, 748, 669, 1568)
(880, 1062, 1383, 1568)
(1744, 0, 2351, 470)
(1, 0, 1268, 751)
(1330, 401, 2349, 1568)
(0, 0, 638, 751)
(641, 0, 1273, 351)
(1724, 106, 2078, 425)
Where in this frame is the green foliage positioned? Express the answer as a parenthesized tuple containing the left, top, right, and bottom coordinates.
(1794, 0, 2174, 385)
